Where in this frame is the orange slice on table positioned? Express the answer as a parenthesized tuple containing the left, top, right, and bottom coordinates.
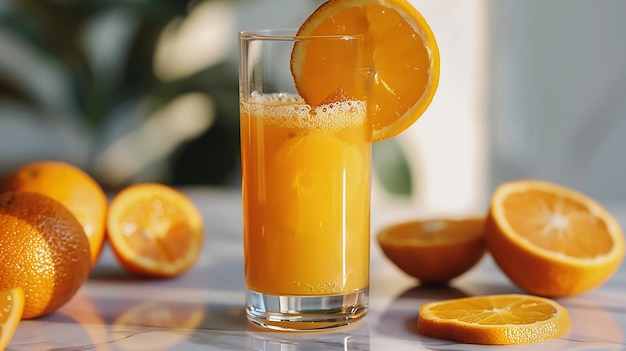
(485, 180, 625, 297)
(107, 183, 204, 278)
(0, 287, 25, 350)
(377, 217, 485, 285)
(417, 294, 571, 345)
(291, 0, 440, 141)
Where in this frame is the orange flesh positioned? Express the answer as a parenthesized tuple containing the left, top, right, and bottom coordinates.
(418, 294, 571, 345)
(367, 5, 430, 129)
(0, 289, 22, 324)
(0, 288, 23, 349)
(117, 196, 194, 263)
(427, 295, 559, 325)
(502, 190, 614, 258)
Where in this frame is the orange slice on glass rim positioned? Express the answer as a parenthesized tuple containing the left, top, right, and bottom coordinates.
(417, 294, 571, 345)
(291, 0, 440, 141)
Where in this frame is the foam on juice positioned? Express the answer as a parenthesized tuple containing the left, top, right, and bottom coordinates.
(241, 93, 366, 130)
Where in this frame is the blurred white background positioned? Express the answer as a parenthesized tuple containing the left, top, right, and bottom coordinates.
(488, 0, 626, 205)
(0, 0, 624, 211)
(389, 0, 626, 214)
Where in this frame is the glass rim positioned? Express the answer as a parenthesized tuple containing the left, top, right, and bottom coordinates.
(239, 28, 364, 41)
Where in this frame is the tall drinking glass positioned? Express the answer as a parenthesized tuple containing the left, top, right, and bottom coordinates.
(239, 29, 372, 331)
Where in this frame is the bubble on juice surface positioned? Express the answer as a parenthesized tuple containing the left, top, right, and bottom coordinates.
(293, 280, 342, 294)
(243, 93, 366, 130)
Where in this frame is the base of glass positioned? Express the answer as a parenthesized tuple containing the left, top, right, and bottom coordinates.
(245, 289, 368, 331)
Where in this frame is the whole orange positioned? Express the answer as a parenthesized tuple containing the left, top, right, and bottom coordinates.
(0, 161, 108, 267)
(0, 191, 91, 319)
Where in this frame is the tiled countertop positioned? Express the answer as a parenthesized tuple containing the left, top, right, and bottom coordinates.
(8, 187, 626, 350)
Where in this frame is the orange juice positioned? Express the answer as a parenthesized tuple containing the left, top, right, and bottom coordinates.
(241, 94, 371, 296)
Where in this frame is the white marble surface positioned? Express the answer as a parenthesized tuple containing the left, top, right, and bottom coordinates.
(7, 187, 626, 350)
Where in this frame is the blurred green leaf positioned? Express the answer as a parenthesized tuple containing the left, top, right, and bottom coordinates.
(0, 0, 244, 187)
(372, 138, 413, 196)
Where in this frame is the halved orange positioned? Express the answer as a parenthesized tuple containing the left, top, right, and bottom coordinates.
(377, 217, 485, 284)
(485, 180, 625, 297)
(291, 0, 440, 141)
(0, 287, 25, 350)
(417, 294, 571, 345)
(107, 183, 204, 278)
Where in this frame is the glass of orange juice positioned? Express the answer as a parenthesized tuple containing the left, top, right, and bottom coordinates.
(239, 29, 372, 331)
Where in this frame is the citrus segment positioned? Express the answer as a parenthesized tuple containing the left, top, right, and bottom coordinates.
(291, 0, 439, 141)
(0, 287, 24, 350)
(377, 217, 485, 284)
(417, 294, 571, 345)
(0, 191, 91, 319)
(107, 183, 204, 278)
(485, 180, 625, 297)
(0, 161, 108, 267)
